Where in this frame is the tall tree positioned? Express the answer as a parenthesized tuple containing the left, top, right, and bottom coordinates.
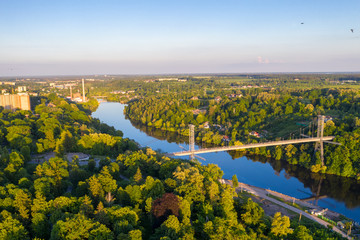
(271, 212, 293, 237)
(35, 157, 69, 196)
(232, 175, 239, 188)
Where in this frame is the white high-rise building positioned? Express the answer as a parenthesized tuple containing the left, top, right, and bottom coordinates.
(82, 79, 86, 102)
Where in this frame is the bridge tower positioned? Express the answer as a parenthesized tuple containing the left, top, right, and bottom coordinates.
(189, 124, 195, 160)
(315, 115, 325, 166)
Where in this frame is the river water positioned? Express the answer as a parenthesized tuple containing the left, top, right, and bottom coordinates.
(92, 102, 360, 222)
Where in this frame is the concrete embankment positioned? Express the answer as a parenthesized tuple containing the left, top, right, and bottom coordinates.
(220, 179, 351, 240)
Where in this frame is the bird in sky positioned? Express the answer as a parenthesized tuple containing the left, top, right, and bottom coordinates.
(350, 29, 354, 33)
(301, 22, 304, 24)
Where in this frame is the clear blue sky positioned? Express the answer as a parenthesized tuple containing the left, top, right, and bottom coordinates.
(0, 0, 359, 76)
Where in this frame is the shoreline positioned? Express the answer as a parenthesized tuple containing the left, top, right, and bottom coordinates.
(220, 178, 353, 239)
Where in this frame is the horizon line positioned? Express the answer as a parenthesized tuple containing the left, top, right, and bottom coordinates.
(1, 71, 360, 79)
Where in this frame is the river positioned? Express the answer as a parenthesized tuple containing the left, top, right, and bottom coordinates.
(92, 102, 360, 222)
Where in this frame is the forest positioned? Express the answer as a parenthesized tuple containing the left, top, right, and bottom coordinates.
(0, 92, 346, 239)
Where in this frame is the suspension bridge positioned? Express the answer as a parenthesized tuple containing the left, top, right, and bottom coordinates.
(169, 115, 340, 165)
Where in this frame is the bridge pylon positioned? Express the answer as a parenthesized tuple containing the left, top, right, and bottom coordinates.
(315, 115, 325, 166)
(189, 124, 195, 160)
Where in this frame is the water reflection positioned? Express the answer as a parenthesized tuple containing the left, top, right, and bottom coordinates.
(259, 155, 360, 209)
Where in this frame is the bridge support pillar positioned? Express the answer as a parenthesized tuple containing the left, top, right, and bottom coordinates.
(315, 115, 325, 166)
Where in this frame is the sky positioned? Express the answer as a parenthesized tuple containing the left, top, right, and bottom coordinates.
(0, 0, 359, 76)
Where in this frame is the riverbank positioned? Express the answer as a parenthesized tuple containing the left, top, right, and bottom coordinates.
(220, 178, 356, 239)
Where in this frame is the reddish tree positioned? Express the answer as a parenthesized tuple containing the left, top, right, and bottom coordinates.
(152, 193, 180, 227)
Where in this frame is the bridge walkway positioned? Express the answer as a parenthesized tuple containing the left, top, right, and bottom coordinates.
(170, 136, 335, 156)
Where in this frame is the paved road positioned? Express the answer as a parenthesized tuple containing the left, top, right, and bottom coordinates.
(220, 179, 350, 240)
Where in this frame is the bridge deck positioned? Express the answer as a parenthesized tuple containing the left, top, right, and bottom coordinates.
(170, 136, 335, 156)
